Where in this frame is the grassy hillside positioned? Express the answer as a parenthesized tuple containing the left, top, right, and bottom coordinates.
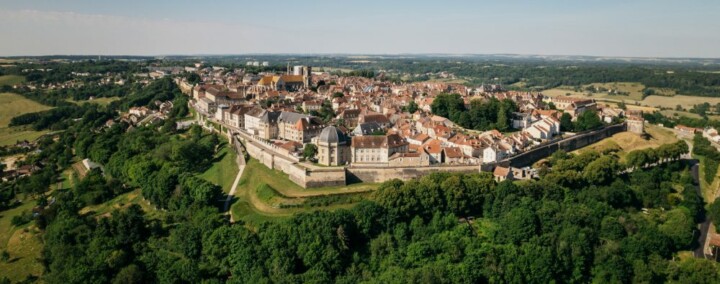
(0, 93, 52, 127)
(0, 75, 25, 86)
(0, 93, 53, 146)
(0, 198, 45, 282)
(198, 143, 238, 194)
(230, 158, 376, 225)
(574, 123, 679, 161)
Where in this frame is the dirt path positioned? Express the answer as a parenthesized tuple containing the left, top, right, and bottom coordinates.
(224, 164, 244, 213)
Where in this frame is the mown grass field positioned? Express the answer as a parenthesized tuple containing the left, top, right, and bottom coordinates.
(642, 95, 720, 110)
(543, 82, 647, 101)
(0, 75, 25, 86)
(198, 143, 238, 194)
(574, 123, 679, 162)
(0, 93, 52, 127)
(0, 126, 49, 146)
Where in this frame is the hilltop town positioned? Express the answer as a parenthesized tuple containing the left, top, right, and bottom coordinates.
(168, 63, 644, 187)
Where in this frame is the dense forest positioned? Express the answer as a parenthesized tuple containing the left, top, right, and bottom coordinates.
(31, 141, 720, 283)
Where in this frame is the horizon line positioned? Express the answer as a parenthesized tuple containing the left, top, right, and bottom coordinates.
(2, 53, 720, 61)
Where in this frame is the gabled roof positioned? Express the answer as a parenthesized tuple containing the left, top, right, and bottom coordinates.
(443, 147, 464, 158)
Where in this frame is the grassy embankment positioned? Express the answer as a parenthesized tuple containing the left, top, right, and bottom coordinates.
(230, 158, 377, 226)
(574, 123, 678, 162)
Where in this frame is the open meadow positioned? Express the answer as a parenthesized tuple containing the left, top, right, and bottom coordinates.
(0, 93, 53, 146)
(0, 75, 25, 86)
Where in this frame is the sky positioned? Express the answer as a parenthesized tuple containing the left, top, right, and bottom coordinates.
(1, 0, 719, 58)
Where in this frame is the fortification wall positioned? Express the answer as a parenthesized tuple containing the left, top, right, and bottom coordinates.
(508, 123, 627, 167)
(347, 165, 479, 183)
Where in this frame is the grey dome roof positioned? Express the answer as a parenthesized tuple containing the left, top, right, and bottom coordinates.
(318, 126, 346, 144)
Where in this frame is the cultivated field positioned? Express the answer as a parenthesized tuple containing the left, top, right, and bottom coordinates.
(543, 82, 720, 118)
(642, 95, 720, 110)
(543, 82, 648, 101)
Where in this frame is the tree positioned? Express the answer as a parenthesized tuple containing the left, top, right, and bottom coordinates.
(709, 197, 720, 231)
(112, 264, 144, 284)
(575, 110, 603, 131)
(407, 101, 418, 114)
(560, 113, 574, 132)
(332, 92, 344, 98)
(186, 73, 201, 85)
(583, 155, 620, 185)
(496, 105, 509, 131)
(626, 150, 649, 170)
(304, 143, 318, 160)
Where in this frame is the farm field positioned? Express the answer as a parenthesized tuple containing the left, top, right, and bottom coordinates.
(543, 82, 647, 101)
(642, 95, 720, 110)
(542, 82, 720, 111)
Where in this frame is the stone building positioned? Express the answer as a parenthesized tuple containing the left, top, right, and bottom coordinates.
(277, 112, 324, 143)
(351, 134, 409, 164)
(626, 111, 645, 135)
(314, 126, 350, 166)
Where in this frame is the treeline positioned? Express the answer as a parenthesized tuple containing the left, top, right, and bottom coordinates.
(625, 141, 690, 170)
(431, 93, 517, 131)
(368, 59, 720, 97)
(693, 134, 720, 184)
(9, 105, 110, 131)
(6, 60, 142, 85)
